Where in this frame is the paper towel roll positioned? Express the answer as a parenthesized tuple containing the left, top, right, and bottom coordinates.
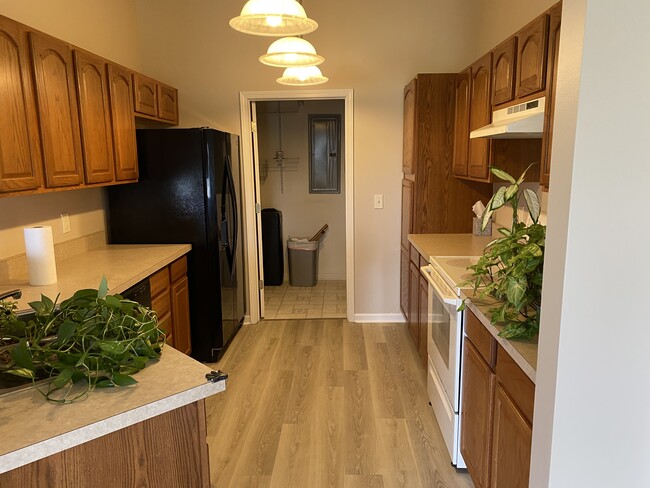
(24, 226, 58, 285)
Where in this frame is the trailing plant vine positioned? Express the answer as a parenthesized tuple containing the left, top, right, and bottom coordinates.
(0, 278, 164, 403)
(461, 165, 545, 339)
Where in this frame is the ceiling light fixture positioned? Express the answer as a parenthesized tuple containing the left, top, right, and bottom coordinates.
(260, 37, 324, 67)
(277, 66, 329, 86)
(229, 0, 318, 36)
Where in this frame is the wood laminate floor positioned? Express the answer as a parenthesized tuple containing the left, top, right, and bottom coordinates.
(205, 319, 473, 488)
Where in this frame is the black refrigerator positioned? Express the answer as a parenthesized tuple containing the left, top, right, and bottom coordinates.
(107, 128, 245, 362)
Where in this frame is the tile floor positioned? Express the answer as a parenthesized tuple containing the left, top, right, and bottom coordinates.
(263, 280, 346, 319)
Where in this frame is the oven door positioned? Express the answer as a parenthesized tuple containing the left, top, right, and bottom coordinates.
(420, 264, 463, 412)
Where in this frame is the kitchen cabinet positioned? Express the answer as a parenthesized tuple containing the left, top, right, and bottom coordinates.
(133, 72, 179, 125)
(452, 69, 471, 177)
(460, 309, 535, 488)
(515, 15, 549, 99)
(400, 245, 409, 318)
(0, 16, 42, 194)
(417, 255, 428, 366)
(402, 78, 417, 176)
(468, 53, 492, 181)
(149, 255, 192, 355)
(73, 50, 115, 184)
(29, 31, 84, 188)
(107, 63, 138, 182)
(408, 254, 420, 349)
(541, 2, 562, 188)
(492, 37, 517, 106)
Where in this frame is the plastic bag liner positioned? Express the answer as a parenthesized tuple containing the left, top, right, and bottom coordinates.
(287, 237, 318, 251)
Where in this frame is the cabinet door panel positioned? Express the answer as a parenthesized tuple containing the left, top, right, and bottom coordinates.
(492, 37, 517, 106)
(516, 15, 549, 99)
(453, 69, 471, 177)
(401, 178, 413, 248)
(157, 82, 178, 123)
(172, 275, 192, 355)
(132, 72, 157, 116)
(402, 78, 416, 175)
(490, 385, 532, 488)
(408, 261, 420, 347)
(74, 51, 115, 184)
(107, 64, 138, 181)
(400, 245, 409, 318)
(461, 339, 496, 488)
(30, 32, 83, 188)
(418, 273, 428, 366)
(541, 3, 562, 188)
(0, 17, 42, 193)
(468, 53, 492, 181)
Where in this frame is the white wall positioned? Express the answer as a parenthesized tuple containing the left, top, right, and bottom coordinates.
(257, 100, 346, 281)
(0, 0, 141, 260)
(133, 0, 480, 315)
(531, 0, 650, 486)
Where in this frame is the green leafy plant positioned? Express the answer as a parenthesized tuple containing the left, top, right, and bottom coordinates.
(461, 165, 545, 339)
(0, 278, 164, 403)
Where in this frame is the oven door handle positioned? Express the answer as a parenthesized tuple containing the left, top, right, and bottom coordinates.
(420, 265, 458, 306)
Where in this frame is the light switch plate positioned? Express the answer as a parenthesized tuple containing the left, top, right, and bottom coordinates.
(61, 213, 71, 233)
(373, 194, 384, 209)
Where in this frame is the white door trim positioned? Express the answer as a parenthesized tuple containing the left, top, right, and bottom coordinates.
(239, 89, 354, 324)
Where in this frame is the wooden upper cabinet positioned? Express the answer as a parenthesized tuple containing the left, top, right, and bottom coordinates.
(0, 16, 42, 193)
(541, 2, 562, 189)
(107, 64, 138, 182)
(157, 83, 178, 123)
(468, 53, 492, 181)
(516, 15, 549, 99)
(492, 37, 517, 106)
(132, 72, 157, 117)
(73, 50, 115, 184)
(402, 78, 417, 175)
(29, 32, 84, 188)
(453, 69, 471, 177)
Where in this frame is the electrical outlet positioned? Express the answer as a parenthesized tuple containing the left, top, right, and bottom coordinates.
(373, 194, 384, 209)
(61, 213, 71, 234)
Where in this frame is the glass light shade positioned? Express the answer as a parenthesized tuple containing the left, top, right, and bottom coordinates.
(229, 0, 318, 36)
(277, 66, 329, 86)
(259, 37, 324, 67)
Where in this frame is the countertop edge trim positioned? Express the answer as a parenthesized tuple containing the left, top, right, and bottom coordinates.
(0, 379, 225, 474)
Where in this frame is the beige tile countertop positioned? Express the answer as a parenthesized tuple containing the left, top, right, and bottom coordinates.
(0, 346, 226, 474)
(0, 244, 191, 312)
(408, 232, 496, 260)
(409, 232, 538, 383)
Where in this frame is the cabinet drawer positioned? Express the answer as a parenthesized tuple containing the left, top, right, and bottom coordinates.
(419, 254, 428, 268)
(170, 256, 188, 283)
(150, 267, 170, 298)
(410, 245, 420, 265)
(151, 289, 171, 318)
(495, 344, 535, 424)
(465, 310, 496, 368)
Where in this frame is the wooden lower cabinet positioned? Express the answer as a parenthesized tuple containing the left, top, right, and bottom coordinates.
(417, 269, 428, 367)
(408, 259, 420, 348)
(150, 255, 192, 355)
(400, 245, 409, 317)
(491, 385, 533, 488)
(461, 310, 535, 488)
(461, 340, 496, 488)
(0, 400, 211, 487)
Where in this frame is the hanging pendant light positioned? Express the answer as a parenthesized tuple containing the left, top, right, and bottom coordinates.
(260, 37, 324, 67)
(229, 0, 318, 36)
(277, 66, 328, 86)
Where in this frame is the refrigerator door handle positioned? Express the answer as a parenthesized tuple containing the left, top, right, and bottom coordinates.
(225, 155, 238, 275)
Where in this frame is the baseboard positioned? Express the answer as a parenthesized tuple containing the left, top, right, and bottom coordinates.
(353, 313, 406, 323)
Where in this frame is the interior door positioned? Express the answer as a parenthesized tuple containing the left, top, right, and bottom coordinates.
(251, 101, 265, 318)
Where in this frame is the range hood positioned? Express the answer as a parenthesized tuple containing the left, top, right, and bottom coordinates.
(470, 97, 545, 139)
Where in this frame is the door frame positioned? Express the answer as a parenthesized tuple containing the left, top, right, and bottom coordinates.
(239, 89, 354, 324)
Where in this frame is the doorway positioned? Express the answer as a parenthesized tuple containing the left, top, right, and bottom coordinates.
(238, 89, 354, 324)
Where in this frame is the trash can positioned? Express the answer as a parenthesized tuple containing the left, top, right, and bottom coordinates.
(287, 238, 319, 287)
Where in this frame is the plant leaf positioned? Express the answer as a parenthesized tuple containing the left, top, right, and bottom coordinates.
(52, 368, 74, 389)
(56, 319, 77, 345)
(10, 339, 35, 371)
(505, 183, 519, 202)
(490, 167, 516, 184)
(105, 295, 122, 309)
(5, 367, 35, 379)
(482, 208, 494, 231)
(506, 277, 527, 309)
(523, 189, 541, 223)
(490, 186, 507, 210)
(112, 373, 137, 386)
(98, 277, 109, 300)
